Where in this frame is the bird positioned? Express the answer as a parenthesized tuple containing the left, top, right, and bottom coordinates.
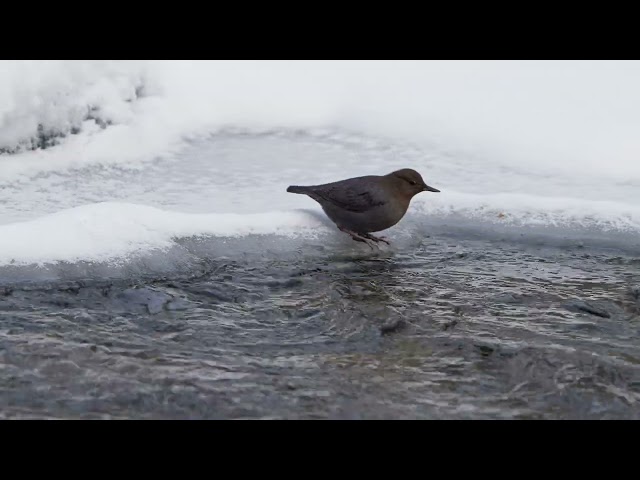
(286, 168, 440, 248)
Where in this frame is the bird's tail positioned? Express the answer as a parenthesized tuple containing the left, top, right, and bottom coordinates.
(286, 185, 311, 194)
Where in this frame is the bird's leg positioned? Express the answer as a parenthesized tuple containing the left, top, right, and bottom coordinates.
(361, 233, 390, 245)
(338, 227, 377, 249)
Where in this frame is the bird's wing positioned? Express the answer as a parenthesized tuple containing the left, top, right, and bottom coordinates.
(311, 178, 387, 213)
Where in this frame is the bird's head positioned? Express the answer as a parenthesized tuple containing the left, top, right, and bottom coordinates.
(389, 168, 440, 198)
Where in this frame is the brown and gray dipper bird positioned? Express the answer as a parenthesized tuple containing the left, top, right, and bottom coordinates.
(287, 168, 440, 247)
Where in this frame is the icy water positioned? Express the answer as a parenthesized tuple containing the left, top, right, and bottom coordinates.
(1, 131, 640, 419)
(1, 228, 639, 419)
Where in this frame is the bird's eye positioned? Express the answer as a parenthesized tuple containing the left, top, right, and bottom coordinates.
(410, 181, 417, 185)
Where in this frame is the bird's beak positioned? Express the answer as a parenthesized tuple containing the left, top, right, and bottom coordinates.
(423, 184, 440, 192)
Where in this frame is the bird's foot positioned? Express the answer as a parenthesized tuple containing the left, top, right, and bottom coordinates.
(362, 233, 390, 245)
(339, 227, 378, 250)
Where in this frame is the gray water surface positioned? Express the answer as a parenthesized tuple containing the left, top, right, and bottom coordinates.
(1, 229, 639, 419)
